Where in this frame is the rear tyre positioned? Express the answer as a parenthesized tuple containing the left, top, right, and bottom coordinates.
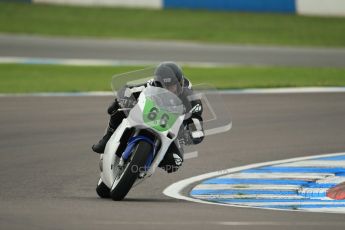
(110, 141, 152, 201)
(96, 179, 110, 198)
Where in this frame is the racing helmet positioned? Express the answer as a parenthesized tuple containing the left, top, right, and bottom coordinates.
(153, 62, 184, 95)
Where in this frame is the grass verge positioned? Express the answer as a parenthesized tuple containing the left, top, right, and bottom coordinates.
(1, 3, 345, 47)
(0, 64, 345, 93)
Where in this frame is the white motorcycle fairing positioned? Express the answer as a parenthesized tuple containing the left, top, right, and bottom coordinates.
(100, 86, 185, 189)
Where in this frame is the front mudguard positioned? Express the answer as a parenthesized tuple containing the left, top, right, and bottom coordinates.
(121, 135, 155, 170)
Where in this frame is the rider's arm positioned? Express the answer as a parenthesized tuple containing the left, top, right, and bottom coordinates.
(182, 89, 204, 145)
(183, 76, 192, 90)
(185, 101, 204, 145)
(116, 84, 147, 108)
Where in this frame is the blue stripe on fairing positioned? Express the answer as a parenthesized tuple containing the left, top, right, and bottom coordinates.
(163, 0, 296, 13)
(243, 167, 345, 174)
(314, 155, 345, 161)
(203, 178, 313, 185)
(191, 189, 297, 196)
(212, 199, 345, 203)
(263, 204, 345, 209)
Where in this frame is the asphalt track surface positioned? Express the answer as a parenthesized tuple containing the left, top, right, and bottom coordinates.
(1, 93, 345, 230)
(1, 34, 345, 67)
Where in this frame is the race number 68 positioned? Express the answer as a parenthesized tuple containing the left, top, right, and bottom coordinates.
(147, 107, 169, 128)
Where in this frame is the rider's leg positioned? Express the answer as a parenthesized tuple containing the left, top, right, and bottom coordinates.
(158, 142, 184, 173)
(92, 99, 126, 153)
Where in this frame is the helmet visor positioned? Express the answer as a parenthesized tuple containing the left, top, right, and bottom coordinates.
(154, 67, 182, 95)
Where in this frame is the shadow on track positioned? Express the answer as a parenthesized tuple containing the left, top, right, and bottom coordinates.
(122, 198, 180, 203)
(59, 196, 180, 203)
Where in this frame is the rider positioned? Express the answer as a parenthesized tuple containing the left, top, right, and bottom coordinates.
(92, 62, 204, 173)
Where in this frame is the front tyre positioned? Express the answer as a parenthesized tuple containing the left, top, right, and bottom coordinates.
(110, 141, 152, 201)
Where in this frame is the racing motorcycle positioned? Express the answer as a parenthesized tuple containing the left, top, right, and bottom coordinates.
(96, 68, 231, 200)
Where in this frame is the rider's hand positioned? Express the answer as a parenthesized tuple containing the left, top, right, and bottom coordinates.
(118, 97, 136, 108)
(184, 118, 205, 145)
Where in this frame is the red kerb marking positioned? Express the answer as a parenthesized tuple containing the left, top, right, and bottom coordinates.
(327, 182, 345, 200)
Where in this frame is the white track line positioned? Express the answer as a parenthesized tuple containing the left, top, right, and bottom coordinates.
(193, 184, 300, 190)
(298, 208, 345, 213)
(277, 160, 345, 168)
(0, 92, 114, 97)
(218, 172, 332, 180)
(217, 87, 345, 94)
(0, 56, 238, 68)
(1, 87, 345, 98)
(315, 176, 345, 184)
(163, 152, 345, 213)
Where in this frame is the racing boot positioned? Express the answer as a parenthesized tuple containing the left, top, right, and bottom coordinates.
(92, 127, 115, 154)
(173, 153, 183, 167)
(161, 153, 183, 173)
(158, 143, 184, 173)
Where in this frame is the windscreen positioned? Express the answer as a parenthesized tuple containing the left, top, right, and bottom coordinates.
(190, 84, 232, 137)
(111, 66, 232, 159)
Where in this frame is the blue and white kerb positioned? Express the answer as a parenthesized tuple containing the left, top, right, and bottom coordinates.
(190, 153, 345, 213)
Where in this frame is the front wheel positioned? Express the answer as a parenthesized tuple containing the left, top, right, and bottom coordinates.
(110, 141, 152, 201)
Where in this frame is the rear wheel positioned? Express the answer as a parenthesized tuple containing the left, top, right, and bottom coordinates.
(96, 179, 110, 198)
(110, 141, 152, 201)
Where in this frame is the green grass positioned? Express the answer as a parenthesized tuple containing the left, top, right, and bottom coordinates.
(1, 64, 345, 93)
(1, 3, 345, 47)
